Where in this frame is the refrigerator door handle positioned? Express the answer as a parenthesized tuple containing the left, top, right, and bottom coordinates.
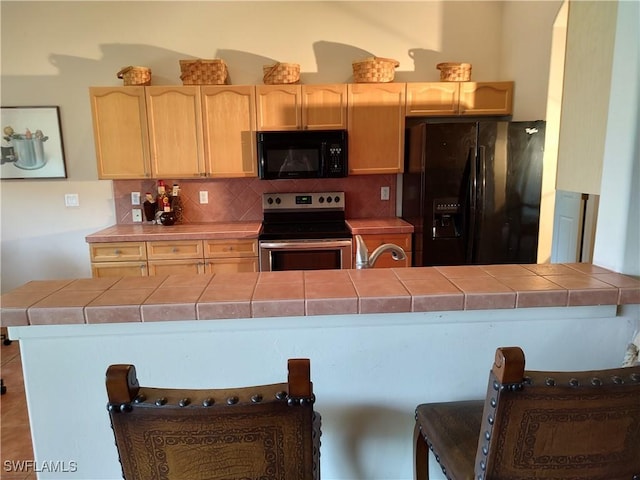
(466, 146, 478, 263)
(478, 145, 487, 204)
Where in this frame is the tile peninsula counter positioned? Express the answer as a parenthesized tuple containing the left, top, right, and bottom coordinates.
(3, 264, 639, 479)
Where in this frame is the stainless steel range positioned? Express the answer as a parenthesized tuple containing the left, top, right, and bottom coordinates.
(259, 192, 353, 271)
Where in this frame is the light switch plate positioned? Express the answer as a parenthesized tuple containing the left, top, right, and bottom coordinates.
(131, 192, 141, 205)
(132, 209, 142, 222)
(64, 193, 79, 207)
(199, 191, 209, 204)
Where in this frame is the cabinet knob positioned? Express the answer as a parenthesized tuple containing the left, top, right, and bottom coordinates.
(114, 249, 121, 255)
(172, 248, 179, 253)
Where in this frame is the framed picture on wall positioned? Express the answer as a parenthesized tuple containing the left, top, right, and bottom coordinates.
(1, 106, 67, 179)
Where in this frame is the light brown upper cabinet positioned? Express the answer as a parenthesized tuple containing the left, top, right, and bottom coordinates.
(201, 85, 257, 177)
(255, 85, 301, 131)
(459, 82, 513, 116)
(301, 84, 347, 130)
(406, 81, 513, 117)
(255, 84, 347, 131)
(145, 86, 205, 178)
(90, 87, 152, 179)
(405, 82, 460, 116)
(91, 85, 257, 179)
(347, 83, 406, 175)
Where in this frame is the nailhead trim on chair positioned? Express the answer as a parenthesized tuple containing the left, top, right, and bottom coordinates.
(107, 389, 317, 412)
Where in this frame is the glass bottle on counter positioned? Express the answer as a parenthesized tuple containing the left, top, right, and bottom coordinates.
(156, 180, 171, 213)
(143, 192, 157, 223)
(170, 183, 183, 223)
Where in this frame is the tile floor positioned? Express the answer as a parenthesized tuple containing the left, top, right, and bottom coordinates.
(1, 337, 36, 480)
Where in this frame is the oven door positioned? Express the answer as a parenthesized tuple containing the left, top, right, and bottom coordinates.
(259, 239, 353, 271)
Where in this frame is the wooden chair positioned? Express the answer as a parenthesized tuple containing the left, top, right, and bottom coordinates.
(106, 358, 320, 480)
(414, 346, 640, 480)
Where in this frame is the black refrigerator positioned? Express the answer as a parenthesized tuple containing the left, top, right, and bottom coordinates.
(401, 120, 545, 266)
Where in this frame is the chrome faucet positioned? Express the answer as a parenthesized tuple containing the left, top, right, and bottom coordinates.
(354, 235, 407, 269)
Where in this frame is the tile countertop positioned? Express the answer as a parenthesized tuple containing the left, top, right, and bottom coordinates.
(85, 222, 263, 242)
(347, 217, 414, 234)
(84, 218, 413, 243)
(1, 263, 638, 327)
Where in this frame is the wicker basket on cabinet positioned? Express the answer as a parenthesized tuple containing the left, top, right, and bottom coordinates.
(262, 63, 300, 84)
(179, 59, 228, 85)
(352, 57, 399, 83)
(117, 66, 151, 86)
(437, 62, 472, 81)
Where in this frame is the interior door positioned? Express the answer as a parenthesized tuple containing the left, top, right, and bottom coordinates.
(551, 190, 583, 262)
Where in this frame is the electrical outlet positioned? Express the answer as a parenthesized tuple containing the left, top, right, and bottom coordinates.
(64, 193, 79, 207)
(131, 192, 141, 205)
(132, 209, 143, 222)
(199, 191, 209, 204)
(381, 186, 390, 201)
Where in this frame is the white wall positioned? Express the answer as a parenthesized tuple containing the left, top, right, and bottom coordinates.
(593, 0, 640, 275)
(500, 0, 562, 121)
(555, 1, 618, 195)
(0, 1, 571, 292)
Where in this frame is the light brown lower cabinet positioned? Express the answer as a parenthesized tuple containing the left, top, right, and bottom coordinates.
(89, 242, 148, 277)
(89, 239, 258, 277)
(353, 233, 412, 268)
(146, 240, 205, 275)
(204, 239, 259, 273)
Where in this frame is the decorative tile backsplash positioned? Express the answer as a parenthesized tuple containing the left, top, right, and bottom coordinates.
(113, 175, 397, 224)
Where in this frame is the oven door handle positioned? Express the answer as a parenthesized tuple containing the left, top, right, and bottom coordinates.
(260, 239, 352, 250)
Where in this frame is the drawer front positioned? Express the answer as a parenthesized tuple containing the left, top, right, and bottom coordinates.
(90, 242, 147, 262)
(91, 261, 148, 277)
(146, 240, 204, 260)
(204, 239, 258, 258)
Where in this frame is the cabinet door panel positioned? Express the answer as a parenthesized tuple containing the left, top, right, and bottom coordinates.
(302, 84, 347, 129)
(347, 83, 405, 175)
(406, 82, 460, 116)
(90, 87, 151, 179)
(206, 258, 259, 274)
(147, 260, 204, 276)
(255, 85, 302, 131)
(202, 86, 257, 177)
(146, 86, 204, 177)
(459, 82, 513, 116)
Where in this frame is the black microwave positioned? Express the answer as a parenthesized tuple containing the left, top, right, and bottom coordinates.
(257, 130, 348, 179)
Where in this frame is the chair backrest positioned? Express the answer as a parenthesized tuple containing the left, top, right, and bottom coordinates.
(476, 347, 640, 480)
(106, 358, 319, 480)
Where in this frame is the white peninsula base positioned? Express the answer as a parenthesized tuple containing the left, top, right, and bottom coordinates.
(9, 304, 639, 480)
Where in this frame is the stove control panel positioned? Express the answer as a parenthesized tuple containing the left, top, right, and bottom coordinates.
(263, 192, 345, 211)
